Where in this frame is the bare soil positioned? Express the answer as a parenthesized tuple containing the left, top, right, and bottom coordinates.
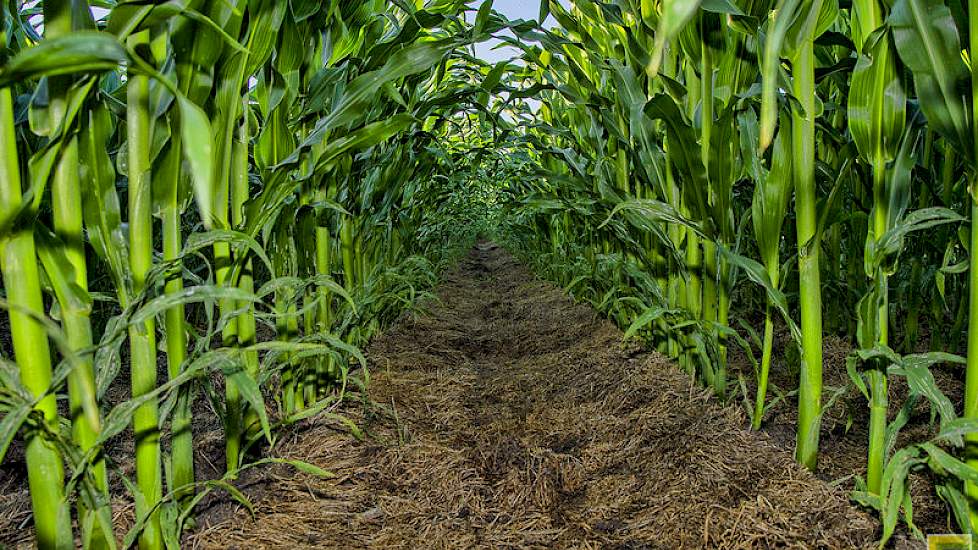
(182, 244, 876, 549)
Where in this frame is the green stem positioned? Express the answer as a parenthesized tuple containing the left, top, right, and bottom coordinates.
(315, 224, 333, 389)
(867, 153, 889, 496)
(127, 29, 163, 550)
(867, 368, 888, 493)
(288, 300, 302, 410)
(702, 240, 723, 396)
(792, 37, 823, 471)
(278, 290, 297, 414)
(160, 133, 194, 503)
(753, 307, 775, 430)
(686, 232, 702, 320)
(303, 289, 318, 402)
(0, 76, 73, 550)
(217, 107, 245, 471)
(942, 141, 955, 208)
(965, 188, 978, 533)
(51, 115, 111, 550)
(232, 109, 260, 442)
(961, 0, 978, 530)
(341, 216, 356, 293)
(42, 3, 109, 543)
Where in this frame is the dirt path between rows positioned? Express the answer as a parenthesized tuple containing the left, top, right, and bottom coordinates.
(191, 243, 877, 549)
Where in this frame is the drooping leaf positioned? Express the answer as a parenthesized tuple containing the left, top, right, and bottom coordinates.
(0, 32, 126, 87)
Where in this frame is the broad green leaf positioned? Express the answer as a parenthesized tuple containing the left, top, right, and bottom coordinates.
(623, 306, 673, 340)
(874, 207, 965, 263)
(0, 32, 126, 87)
(266, 458, 336, 478)
(935, 484, 973, 536)
(648, 0, 702, 77)
(79, 105, 129, 301)
(287, 39, 459, 166)
(879, 446, 920, 546)
(0, 402, 32, 464)
(889, 351, 965, 437)
(759, 0, 801, 150)
(921, 443, 978, 484)
(177, 96, 215, 228)
(847, 25, 906, 164)
(130, 286, 257, 326)
(474, 0, 494, 36)
(889, 0, 973, 165)
(224, 366, 272, 447)
(752, 118, 792, 275)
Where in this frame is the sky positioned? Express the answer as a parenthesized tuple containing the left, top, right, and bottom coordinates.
(472, 0, 565, 65)
(81, 2, 562, 67)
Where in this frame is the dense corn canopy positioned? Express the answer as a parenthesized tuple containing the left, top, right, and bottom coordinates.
(3, 0, 978, 547)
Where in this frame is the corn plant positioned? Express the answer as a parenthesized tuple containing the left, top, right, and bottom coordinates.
(0, 1, 526, 547)
(10, 0, 978, 546)
(493, 0, 978, 542)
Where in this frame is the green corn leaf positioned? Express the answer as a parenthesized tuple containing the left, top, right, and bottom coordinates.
(878, 446, 920, 546)
(130, 286, 257, 326)
(540, 0, 551, 23)
(701, 0, 745, 14)
(884, 395, 916, 458)
(223, 367, 272, 446)
(623, 306, 674, 340)
(288, 40, 459, 166)
(889, 0, 973, 165)
(158, 501, 181, 549)
(35, 227, 94, 317)
(846, 354, 871, 401)
(935, 484, 973, 536)
(759, 0, 801, 151)
(265, 458, 336, 479)
(602, 198, 707, 239)
(932, 418, 978, 447)
(784, 0, 839, 57)
(847, 23, 906, 164)
(94, 350, 237, 447)
(889, 351, 965, 437)
(475, 0, 494, 36)
(643, 95, 710, 221)
(921, 443, 978, 484)
(649, 0, 702, 77)
(752, 119, 793, 274)
(205, 479, 255, 515)
(176, 96, 216, 228)
(483, 61, 509, 91)
(0, 32, 126, 87)
(182, 229, 275, 277)
(718, 246, 802, 346)
(79, 105, 129, 301)
(0, 401, 32, 464)
(874, 207, 965, 264)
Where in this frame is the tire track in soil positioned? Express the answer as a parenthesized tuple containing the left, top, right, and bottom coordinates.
(190, 243, 878, 549)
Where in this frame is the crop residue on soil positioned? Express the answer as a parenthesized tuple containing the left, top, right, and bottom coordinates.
(187, 243, 875, 549)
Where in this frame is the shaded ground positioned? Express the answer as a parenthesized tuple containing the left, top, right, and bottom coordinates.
(188, 243, 876, 549)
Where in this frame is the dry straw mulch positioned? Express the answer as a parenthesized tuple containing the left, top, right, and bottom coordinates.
(186, 244, 877, 549)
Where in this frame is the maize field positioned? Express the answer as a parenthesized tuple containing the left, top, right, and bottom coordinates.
(3, 0, 978, 547)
